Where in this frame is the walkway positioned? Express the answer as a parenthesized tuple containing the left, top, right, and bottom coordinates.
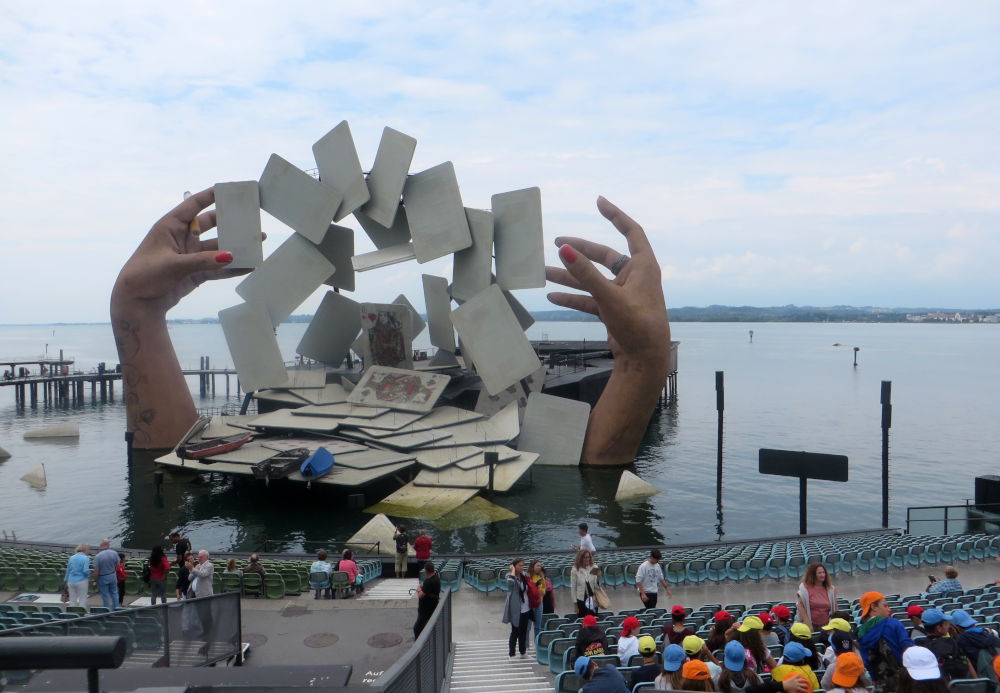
(448, 639, 550, 693)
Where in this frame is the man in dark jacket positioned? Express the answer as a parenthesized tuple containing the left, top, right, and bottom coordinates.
(857, 591, 915, 693)
(413, 561, 440, 638)
(575, 655, 628, 693)
(952, 609, 1000, 678)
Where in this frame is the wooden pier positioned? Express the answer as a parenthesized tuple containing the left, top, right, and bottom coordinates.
(1, 354, 237, 407)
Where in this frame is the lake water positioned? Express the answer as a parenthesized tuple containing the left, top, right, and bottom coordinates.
(0, 321, 997, 555)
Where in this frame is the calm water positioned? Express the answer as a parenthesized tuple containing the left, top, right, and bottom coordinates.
(0, 321, 997, 555)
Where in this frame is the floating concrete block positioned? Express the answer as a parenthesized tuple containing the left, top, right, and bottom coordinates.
(235, 232, 334, 327)
(615, 471, 661, 501)
(355, 206, 411, 249)
(366, 483, 478, 521)
(451, 285, 541, 396)
(218, 302, 288, 393)
(403, 162, 472, 263)
(312, 120, 370, 221)
(0, 445, 10, 459)
(451, 208, 494, 302)
(348, 513, 411, 555)
(258, 153, 341, 244)
(493, 187, 545, 289)
(296, 291, 361, 366)
(360, 126, 416, 228)
(422, 274, 455, 352)
(517, 392, 590, 466)
(214, 181, 263, 269)
(352, 243, 416, 272)
(432, 496, 518, 530)
(314, 224, 355, 291)
(23, 423, 79, 439)
(20, 463, 46, 489)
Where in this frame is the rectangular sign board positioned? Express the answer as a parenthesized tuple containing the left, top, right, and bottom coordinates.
(758, 448, 849, 482)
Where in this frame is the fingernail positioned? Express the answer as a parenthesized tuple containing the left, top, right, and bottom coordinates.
(559, 244, 577, 264)
(215, 251, 233, 264)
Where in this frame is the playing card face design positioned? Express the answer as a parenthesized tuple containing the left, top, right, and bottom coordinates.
(360, 303, 413, 369)
(348, 366, 450, 413)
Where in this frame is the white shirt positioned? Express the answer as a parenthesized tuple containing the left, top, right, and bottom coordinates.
(618, 635, 639, 666)
(636, 560, 663, 593)
(579, 533, 596, 553)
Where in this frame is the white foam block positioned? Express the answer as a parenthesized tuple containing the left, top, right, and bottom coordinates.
(235, 232, 334, 327)
(314, 224, 355, 291)
(451, 285, 541, 395)
(258, 153, 341, 244)
(517, 392, 591, 466)
(355, 206, 411, 249)
(296, 291, 361, 366)
(451, 208, 494, 301)
(214, 181, 263, 269)
(218, 302, 288, 392)
(422, 274, 455, 351)
(360, 126, 416, 228)
(352, 243, 415, 272)
(403, 162, 472, 263)
(615, 470, 662, 501)
(312, 120, 370, 221)
(393, 294, 426, 337)
(492, 187, 545, 289)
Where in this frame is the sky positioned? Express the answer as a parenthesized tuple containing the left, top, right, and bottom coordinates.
(0, 1, 998, 324)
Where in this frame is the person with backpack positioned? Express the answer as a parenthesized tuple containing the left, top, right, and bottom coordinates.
(392, 526, 408, 579)
(951, 609, 1000, 682)
(770, 605, 793, 646)
(857, 591, 916, 693)
(914, 609, 976, 681)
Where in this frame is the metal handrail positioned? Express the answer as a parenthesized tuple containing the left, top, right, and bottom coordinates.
(373, 589, 451, 693)
(906, 502, 1000, 535)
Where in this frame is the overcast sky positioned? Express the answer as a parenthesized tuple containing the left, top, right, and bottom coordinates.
(1, 1, 998, 324)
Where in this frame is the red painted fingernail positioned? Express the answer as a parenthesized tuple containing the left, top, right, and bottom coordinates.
(559, 244, 577, 264)
(215, 251, 233, 264)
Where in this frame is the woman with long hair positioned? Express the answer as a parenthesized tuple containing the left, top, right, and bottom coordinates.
(147, 545, 171, 604)
(716, 641, 763, 693)
(655, 644, 687, 690)
(707, 609, 735, 653)
(796, 562, 838, 629)
(501, 558, 532, 658)
(734, 617, 776, 673)
(680, 660, 715, 692)
(527, 559, 547, 641)
(570, 550, 601, 617)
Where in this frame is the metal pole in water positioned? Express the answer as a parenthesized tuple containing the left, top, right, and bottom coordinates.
(881, 380, 892, 528)
(853, 347, 860, 367)
(715, 371, 724, 510)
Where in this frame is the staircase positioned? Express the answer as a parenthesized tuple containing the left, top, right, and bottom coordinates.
(355, 578, 418, 600)
(447, 639, 551, 692)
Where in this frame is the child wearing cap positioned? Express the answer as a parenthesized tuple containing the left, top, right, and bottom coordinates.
(707, 610, 736, 652)
(771, 641, 820, 692)
(629, 635, 662, 688)
(857, 590, 916, 693)
(759, 612, 781, 648)
(655, 643, 687, 690)
(573, 654, 629, 693)
(951, 609, 1000, 679)
(716, 640, 763, 693)
(898, 645, 948, 693)
(733, 616, 776, 674)
(680, 660, 715, 692)
(770, 605, 793, 646)
(575, 614, 609, 658)
(787, 622, 821, 669)
(663, 605, 695, 646)
(918, 608, 976, 681)
(820, 632, 871, 690)
(827, 652, 868, 693)
(617, 616, 642, 666)
(906, 604, 926, 640)
(682, 634, 722, 679)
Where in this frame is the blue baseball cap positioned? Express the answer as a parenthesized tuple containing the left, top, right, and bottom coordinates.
(574, 655, 592, 677)
(950, 610, 976, 629)
(920, 609, 952, 627)
(724, 641, 747, 672)
(664, 644, 686, 672)
(783, 641, 811, 663)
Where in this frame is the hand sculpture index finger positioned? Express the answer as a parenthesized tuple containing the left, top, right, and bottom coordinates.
(174, 187, 215, 224)
(597, 196, 652, 257)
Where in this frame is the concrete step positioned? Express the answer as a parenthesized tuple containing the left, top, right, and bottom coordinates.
(447, 639, 551, 693)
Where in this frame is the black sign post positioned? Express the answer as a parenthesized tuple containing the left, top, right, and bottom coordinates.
(759, 448, 849, 535)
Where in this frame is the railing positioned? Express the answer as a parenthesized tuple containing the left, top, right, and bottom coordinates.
(373, 589, 451, 693)
(907, 502, 1000, 535)
(258, 539, 381, 556)
(0, 592, 242, 686)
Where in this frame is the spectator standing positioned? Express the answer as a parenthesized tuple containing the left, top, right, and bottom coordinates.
(147, 545, 171, 605)
(574, 655, 629, 693)
(663, 605, 695, 646)
(527, 559, 548, 640)
(629, 635, 662, 687)
(618, 616, 642, 665)
(413, 561, 440, 638)
(857, 590, 915, 693)
(927, 566, 963, 594)
(116, 553, 128, 606)
(898, 646, 949, 693)
(339, 549, 360, 596)
(502, 558, 532, 659)
(575, 523, 596, 554)
(64, 544, 90, 608)
(310, 550, 333, 599)
(169, 532, 191, 567)
(244, 554, 266, 577)
(576, 614, 610, 657)
(175, 551, 192, 599)
(190, 550, 214, 597)
(92, 539, 120, 611)
(655, 643, 687, 690)
(392, 526, 409, 579)
(717, 641, 763, 693)
(571, 550, 601, 617)
(636, 549, 672, 608)
(413, 529, 432, 562)
(796, 563, 838, 629)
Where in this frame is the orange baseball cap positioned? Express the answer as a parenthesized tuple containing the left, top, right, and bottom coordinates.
(682, 660, 711, 680)
(833, 652, 865, 688)
(860, 591, 884, 617)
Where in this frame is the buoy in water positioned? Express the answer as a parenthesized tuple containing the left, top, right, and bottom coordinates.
(21, 463, 47, 489)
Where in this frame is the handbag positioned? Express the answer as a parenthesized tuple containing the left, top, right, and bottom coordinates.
(594, 584, 611, 610)
(61, 583, 70, 603)
(583, 581, 596, 613)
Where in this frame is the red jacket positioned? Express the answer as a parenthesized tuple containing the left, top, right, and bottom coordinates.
(414, 536, 432, 560)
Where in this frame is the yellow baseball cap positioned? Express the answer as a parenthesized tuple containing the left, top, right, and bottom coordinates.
(822, 618, 852, 633)
(737, 615, 764, 632)
(638, 635, 657, 654)
(682, 634, 706, 655)
(790, 622, 813, 639)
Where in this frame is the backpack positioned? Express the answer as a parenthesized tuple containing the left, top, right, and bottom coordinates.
(925, 636, 969, 681)
(867, 637, 901, 693)
(974, 643, 1000, 682)
(394, 534, 407, 553)
(141, 564, 151, 584)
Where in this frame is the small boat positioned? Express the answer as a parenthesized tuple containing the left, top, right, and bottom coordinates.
(252, 448, 310, 481)
(177, 432, 253, 461)
(300, 447, 335, 481)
